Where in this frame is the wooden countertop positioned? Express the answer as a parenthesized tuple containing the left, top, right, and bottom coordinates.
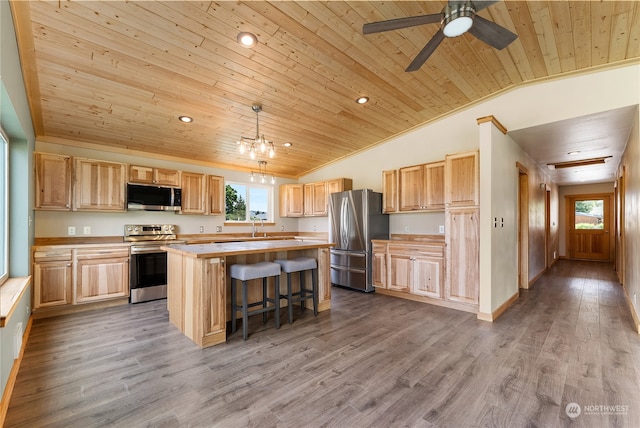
(163, 239, 333, 258)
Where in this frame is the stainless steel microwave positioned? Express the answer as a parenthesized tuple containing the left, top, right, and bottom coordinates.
(126, 184, 182, 211)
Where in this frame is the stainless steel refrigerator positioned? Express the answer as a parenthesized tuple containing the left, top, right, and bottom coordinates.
(329, 189, 389, 292)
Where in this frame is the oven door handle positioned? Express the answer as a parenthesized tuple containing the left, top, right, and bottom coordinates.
(130, 247, 166, 255)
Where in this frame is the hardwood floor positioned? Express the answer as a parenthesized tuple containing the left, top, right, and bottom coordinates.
(6, 260, 640, 427)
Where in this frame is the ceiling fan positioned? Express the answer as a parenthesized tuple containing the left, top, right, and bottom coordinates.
(363, 1, 517, 72)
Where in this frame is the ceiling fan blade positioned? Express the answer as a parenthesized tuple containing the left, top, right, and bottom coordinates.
(467, 15, 518, 50)
(363, 13, 441, 34)
(405, 29, 445, 72)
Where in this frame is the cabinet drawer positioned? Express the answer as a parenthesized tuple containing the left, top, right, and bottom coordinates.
(388, 244, 444, 258)
(34, 249, 72, 262)
(76, 248, 130, 260)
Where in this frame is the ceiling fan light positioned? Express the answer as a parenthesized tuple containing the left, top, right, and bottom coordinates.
(443, 16, 473, 37)
(442, 3, 475, 38)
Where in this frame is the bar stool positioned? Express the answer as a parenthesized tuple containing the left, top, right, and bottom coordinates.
(230, 261, 281, 340)
(274, 257, 318, 324)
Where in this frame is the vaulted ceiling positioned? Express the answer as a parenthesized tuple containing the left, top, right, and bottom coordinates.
(10, 1, 640, 178)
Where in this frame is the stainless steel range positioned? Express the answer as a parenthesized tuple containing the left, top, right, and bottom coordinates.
(125, 224, 183, 303)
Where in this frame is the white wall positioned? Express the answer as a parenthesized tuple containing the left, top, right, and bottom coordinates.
(35, 141, 299, 237)
(558, 182, 615, 257)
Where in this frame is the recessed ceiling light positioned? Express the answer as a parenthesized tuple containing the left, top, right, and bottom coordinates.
(237, 32, 257, 48)
(178, 116, 193, 123)
(356, 96, 369, 104)
(283, 142, 293, 147)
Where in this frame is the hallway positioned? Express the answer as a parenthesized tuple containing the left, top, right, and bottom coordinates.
(5, 259, 640, 427)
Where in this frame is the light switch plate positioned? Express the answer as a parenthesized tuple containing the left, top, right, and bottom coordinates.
(83, 226, 91, 235)
(439, 225, 445, 233)
(68, 226, 76, 236)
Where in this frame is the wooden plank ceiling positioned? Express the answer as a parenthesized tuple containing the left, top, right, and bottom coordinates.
(10, 1, 640, 178)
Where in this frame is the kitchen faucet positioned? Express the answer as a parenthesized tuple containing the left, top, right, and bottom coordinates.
(261, 219, 266, 237)
(252, 219, 256, 238)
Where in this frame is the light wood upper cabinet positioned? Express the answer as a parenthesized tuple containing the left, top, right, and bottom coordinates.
(445, 150, 479, 207)
(181, 172, 207, 214)
(382, 170, 398, 213)
(75, 247, 129, 303)
(445, 207, 479, 304)
(35, 152, 72, 211)
(424, 161, 445, 210)
(279, 184, 304, 217)
(207, 175, 225, 215)
(74, 158, 126, 211)
(327, 178, 352, 196)
(303, 178, 352, 217)
(398, 162, 444, 211)
(129, 165, 180, 187)
(399, 164, 424, 211)
(33, 249, 72, 308)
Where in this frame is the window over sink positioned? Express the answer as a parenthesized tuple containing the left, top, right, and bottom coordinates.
(225, 182, 273, 223)
(0, 127, 8, 286)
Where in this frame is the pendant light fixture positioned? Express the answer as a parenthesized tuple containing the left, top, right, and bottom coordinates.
(250, 161, 276, 185)
(238, 105, 276, 159)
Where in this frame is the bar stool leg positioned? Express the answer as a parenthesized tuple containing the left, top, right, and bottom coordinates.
(299, 271, 306, 313)
(242, 280, 249, 341)
(262, 277, 268, 324)
(274, 275, 280, 329)
(312, 268, 318, 315)
(231, 278, 237, 334)
(287, 272, 294, 324)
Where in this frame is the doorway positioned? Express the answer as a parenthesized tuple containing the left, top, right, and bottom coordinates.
(566, 193, 614, 261)
(517, 163, 529, 289)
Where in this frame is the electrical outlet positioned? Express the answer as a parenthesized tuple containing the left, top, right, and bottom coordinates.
(199, 226, 204, 233)
(313, 225, 317, 232)
(216, 226, 222, 233)
(281, 225, 284, 231)
(68, 226, 76, 236)
(83, 226, 91, 235)
(439, 225, 445, 234)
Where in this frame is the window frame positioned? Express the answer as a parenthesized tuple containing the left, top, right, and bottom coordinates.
(0, 127, 9, 286)
(224, 181, 275, 224)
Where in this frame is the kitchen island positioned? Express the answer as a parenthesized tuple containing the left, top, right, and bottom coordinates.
(163, 239, 333, 348)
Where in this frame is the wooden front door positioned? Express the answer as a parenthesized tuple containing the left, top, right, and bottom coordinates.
(567, 194, 613, 261)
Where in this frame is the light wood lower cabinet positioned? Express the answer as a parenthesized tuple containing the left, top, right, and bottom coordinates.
(33, 249, 73, 308)
(372, 242, 387, 288)
(387, 243, 443, 297)
(33, 245, 130, 312)
(76, 247, 130, 303)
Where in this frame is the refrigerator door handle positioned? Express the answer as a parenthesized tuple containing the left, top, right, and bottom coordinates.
(340, 196, 349, 248)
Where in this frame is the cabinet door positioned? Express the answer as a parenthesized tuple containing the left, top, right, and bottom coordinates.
(181, 172, 206, 214)
(312, 181, 328, 216)
(399, 165, 425, 211)
(388, 253, 412, 292)
(327, 178, 352, 196)
(446, 208, 479, 304)
(76, 254, 129, 303)
(424, 161, 445, 210)
(445, 150, 479, 207)
(74, 159, 126, 211)
(412, 258, 441, 298)
(303, 183, 314, 216)
(382, 170, 398, 213)
(33, 261, 72, 308)
(154, 168, 181, 187)
(128, 165, 155, 184)
(207, 175, 224, 215)
(372, 244, 387, 288)
(35, 153, 72, 210)
(203, 258, 226, 338)
(279, 184, 304, 217)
